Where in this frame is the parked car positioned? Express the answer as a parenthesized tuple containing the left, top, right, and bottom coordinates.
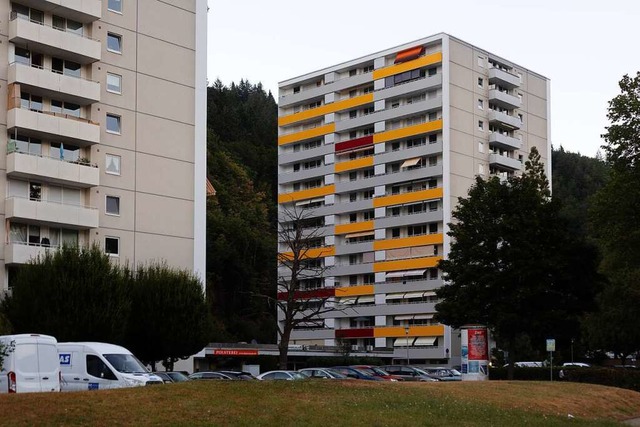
(0, 334, 60, 393)
(421, 367, 461, 381)
(153, 371, 190, 383)
(215, 370, 256, 380)
(298, 368, 349, 379)
(562, 362, 591, 368)
(332, 366, 384, 381)
(188, 371, 235, 380)
(350, 365, 402, 381)
(381, 365, 439, 381)
(256, 370, 307, 381)
(503, 361, 546, 368)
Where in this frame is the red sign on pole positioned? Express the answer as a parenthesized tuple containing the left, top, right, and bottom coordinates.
(467, 328, 488, 360)
(212, 349, 258, 356)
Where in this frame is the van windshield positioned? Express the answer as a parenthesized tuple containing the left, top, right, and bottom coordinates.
(104, 353, 148, 374)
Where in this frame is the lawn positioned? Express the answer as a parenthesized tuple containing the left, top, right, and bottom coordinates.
(1, 380, 639, 426)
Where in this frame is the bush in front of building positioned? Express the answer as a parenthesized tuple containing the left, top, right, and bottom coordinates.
(489, 367, 562, 381)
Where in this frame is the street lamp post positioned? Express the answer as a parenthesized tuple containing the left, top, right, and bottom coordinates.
(405, 326, 410, 366)
(571, 338, 575, 364)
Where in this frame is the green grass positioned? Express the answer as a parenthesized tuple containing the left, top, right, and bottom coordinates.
(1, 380, 639, 426)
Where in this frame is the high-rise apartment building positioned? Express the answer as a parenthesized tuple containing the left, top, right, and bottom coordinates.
(277, 33, 550, 364)
(0, 0, 207, 289)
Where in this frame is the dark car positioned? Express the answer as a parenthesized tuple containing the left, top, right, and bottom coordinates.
(421, 367, 461, 381)
(298, 368, 350, 379)
(381, 365, 438, 381)
(153, 371, 190, 383)
(332, 366, 384, 381)
(215, 370, 256, 380)
(350, 365, 403, 381)
(188, 371, 235, 380)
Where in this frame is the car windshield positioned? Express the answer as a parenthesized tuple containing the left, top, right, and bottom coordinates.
(325, 369, 348, 378)
(450, 369, 462, 376)
(167, 372, 189, 382)
(358, 367, 376, 375)
(104, 353, 148, 373)
(370, 367, 390, 376)
(352, 368, 372, 376)
(413, 368, 430, 376)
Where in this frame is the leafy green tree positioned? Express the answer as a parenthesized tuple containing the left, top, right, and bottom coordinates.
(586, 72, 640, 360)
(125, 263, 212, 371)
(1, 245, 131, 343)
(436, 148, 601, 378)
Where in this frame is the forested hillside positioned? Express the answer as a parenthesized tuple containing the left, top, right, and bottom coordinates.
(206, 80, 278, 343)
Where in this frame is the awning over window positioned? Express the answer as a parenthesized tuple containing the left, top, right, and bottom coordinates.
(404, 292, 427, 299)
(394, 315, 414, 321)
(401, 157, 421, 168)
(385, 269, 426, 279)
(358, 296, 375, 304)
(423, 291, 437, 297)
(413, 314, 434, 320)
(345, 231, 375, 239)
(394, 337, 415, 347)
(404, 269, 427, 277)
(385, 271, 406, 279)
(413, 337, 437, 346)
(394, 46, 425, 64)
(339, 298, 357, 305)
(385, 293, 405, 300)
(295, 197, 325, 207)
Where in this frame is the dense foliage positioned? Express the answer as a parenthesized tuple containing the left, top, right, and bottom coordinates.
(126, 263, 212, 370)
(436, 149, 602, 374)
(206, 80, 278, 343)
(585, 72, 640, 362)
(1, 246, 210, 365)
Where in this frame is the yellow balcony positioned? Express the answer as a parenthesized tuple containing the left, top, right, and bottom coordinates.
(373, 120, 442, 145)
(279, 94, 373, 126)
(334, 156, 373, 173)
(335, 285, 374, 297)
(373, 256, 443, 272)
(278, 184, 334, 204)
(372, 52, 442, 80)
(373, 234, 443, 251)
(373, 188, 443, 208)
(373, 325, 445, 338)
(278, 123, 335, 146)
(334, 220, 374, 235)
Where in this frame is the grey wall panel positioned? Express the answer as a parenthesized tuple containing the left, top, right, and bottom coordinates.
(331, 199, 374, 214)
(376, 142, 443, 164)
(334, 97, 442, 133)
(375, 211, 443, 229)
(279, 144, 333, 165)
(279, 164, 333, 185)
(331, 263, 375, 277)
(279, 73, 373, 107)
(290, 329, 335, 340)
(334, 241, 374, 256)
(372, 165, 444, 188)
(373, 74, 442, 102)
(375, 279, 443, 294)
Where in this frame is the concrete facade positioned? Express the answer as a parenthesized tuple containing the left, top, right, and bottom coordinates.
(0, 0, 207, 288)
(277, 34, 550, 364)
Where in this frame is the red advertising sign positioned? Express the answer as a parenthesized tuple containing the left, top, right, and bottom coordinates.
(212, 349, 258, 357)
(467, 328, 488, 360)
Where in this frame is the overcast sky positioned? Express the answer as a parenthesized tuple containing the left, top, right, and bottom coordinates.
(207, 0, 640, 157)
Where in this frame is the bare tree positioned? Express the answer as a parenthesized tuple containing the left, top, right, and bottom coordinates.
(273, 205, 341, 369)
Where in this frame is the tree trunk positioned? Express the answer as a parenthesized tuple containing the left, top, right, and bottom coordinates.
(278, 329, 291, 370)
(507, 341, 515, 380)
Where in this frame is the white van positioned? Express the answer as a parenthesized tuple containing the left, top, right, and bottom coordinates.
(0, 334, 61, 393)
(57, 342, 163, 391)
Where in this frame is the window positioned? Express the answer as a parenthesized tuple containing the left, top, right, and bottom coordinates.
(14, 135, 41, 155)
(349, 69, 357, 77)
(429, 156, 437, 166)
(391, 228, 400, 238)
(20, 92, 43, 111)
(478, 99, 484, 109)
(479, 164, 485, 175)
(478, 77, 483, 87)
(107, 33, 122, 53)
(363, 210, 374, 221)
(478, 120, 484, 131)
(349, 110, 357, 119)
(86, 355, 117, 380)
(106, 114, 121, 134)
(51, 99, 80, 117)
(29, 182, 42, 201)
(349, 213, 357, 223)
(429, 223, 438, 234)
(107, 73, 122, 94)
(363, 65, 374, 73)
(53, 15, 83, 36)
(293, 86, 300, 94)
(49, 143, 80, 162)
(13, 5, 44, 24)
(478, 56, 484, 67)
(106, 196, 120, 215)
(52, 57, 81, 78)
(479, 142, 484, 153)
(108, 0, 122, 13)
(105, 237, 119, 256)
(429, 134, 438, 144)
(428, 67, 437, 76)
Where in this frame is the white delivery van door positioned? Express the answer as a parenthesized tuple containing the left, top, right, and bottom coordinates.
(84, 354, 120, 390)
(35, 336, 60, 392)
(12, 341, 41, 393)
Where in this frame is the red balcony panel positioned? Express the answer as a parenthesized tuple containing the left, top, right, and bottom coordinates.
(277, 288, 336, 301)
(335, 135, 373, 153)
(394, 46, 425, 64)
(335, 328, 374, 339)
